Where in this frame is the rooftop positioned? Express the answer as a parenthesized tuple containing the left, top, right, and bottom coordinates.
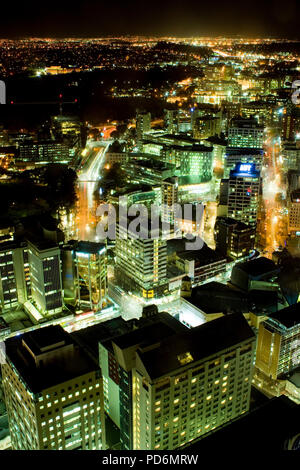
(112, 313, 187, 351)
(226, 147, 264, 155)
(268, 302, 300, 329)
(233, 257, 277, 277)
(4, 325, 98, 393)
(137, 313, 255, 380)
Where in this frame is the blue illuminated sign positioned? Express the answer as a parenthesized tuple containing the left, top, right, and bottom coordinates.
(230, 162, 259, 178)
(239, 163, 253, 173)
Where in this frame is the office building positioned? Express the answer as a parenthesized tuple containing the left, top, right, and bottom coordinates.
(136, 112, 151, 149)
(227, 163, 261, 228)
(0, 241, 31, 311)
(28, 240, 63, 317)
(256, 303, 300, 379)
(17, 140, 71, 164)
(282, 106, 300, 142)
(1, 325, 105, 450)
(214, 216, 256, 260)
(179, 145, 213, 182)
(228, 118, 264, 149)
(161, 177, 179, 226)
(193, 115, 222, 140)
(98, 312, 186, 449)
(73, 241, 108, 313)
(175, 243, 227, 287)
(164, 109, 179, 134)
(131, 314, 255, 449)
(288, 190, 300, 237)
(282, 141, 300, 171)
(115, 217, 168, 299)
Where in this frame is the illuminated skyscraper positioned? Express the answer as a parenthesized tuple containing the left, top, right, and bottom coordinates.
(98, 311, 186, 450)
(227, 163, 261, 228)
(115, 217, 168, 299)
(1, 325, 105, 450)
(256, 303, 300, 380)
(73, 241, 107, 312)
(130, 314, 255, 450)
(164, 109, 179, 134)
(27, 240, 63, 317)
(136, 111, 151, 150)
(161, 177, 178, 226)
(179, 145, 213, 182)
(228, 118, 264, 149)
(288, 190, 300, 237)
(0, 241, 30, 311)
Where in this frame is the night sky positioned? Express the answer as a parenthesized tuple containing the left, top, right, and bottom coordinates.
(1, 0, 299, 39)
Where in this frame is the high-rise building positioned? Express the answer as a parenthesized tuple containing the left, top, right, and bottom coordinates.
(27, 240, 63, 316)
(179, 145, 213, 182)
(228, 118, 264, 149)
(282, 141, 300, 171)
(161, 177, 179, 226)
(227, 163, 261, 228)
(256, 303, 300, 379)
(17, 140, 71, 164)
(98, 311, 187, 450)
(115, 217, 168, 299)
(136, 111, 151, 149)
(288, 189, 300, 237)
(123, 313, 255, 450)
(164, 109, 179, 134)
(73, 241, 108, 312)
(1, 325, 105, 450)
(0, 241, 30, 311)
(214, 216, 256, 260)
(282, 106, 300, 142)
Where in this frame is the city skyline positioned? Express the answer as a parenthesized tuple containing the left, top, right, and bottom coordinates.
(0, 14, 299, 454)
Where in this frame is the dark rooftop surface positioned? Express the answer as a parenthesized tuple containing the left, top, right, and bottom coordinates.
(177, 243, 226, 263)
(0, 317, 9, 330)
(169, 144, 213, 152)
(233, 257, 278, 277)
(127, 157, 175, 171)
(230, 117, 264, 129)
(137, 314, 255, 380)
(226, 147, 264, 155)
(190, 282, 248, 314)
(190, 282, 278, 315)
(113, 316, 187, 351)
(22, 325, 71, 355)
(206, 136, 227, 146)
(72, 312, 186, 361)
(71, 316, 135, 360)
(268, 302, 300, 328)
(215, 216, 254, 231)
(27, 238, 58, 251)
(4, 325, 97, 393)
